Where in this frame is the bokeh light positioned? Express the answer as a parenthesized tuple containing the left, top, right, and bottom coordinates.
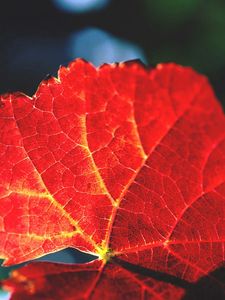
(53, 0, 109, 13)
(68, 27, 147, 66)
(0, 291, 10, 300)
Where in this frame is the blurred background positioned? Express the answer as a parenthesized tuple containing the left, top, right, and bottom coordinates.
(0, 0, 225, 298)
(0, 0, 225, 102)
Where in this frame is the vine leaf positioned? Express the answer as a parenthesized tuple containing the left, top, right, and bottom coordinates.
(0, 59, 225, 299)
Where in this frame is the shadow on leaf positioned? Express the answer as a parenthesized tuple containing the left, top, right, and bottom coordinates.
(183, 266, 225, 300)
(114, 258, 225, 300)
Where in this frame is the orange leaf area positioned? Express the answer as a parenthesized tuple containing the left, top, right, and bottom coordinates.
(0, 59, 225, 299)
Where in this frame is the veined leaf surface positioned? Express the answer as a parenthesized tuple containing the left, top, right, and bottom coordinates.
(1, 60, 225, 299)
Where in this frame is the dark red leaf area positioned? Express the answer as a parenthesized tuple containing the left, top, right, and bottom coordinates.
(4, 260, 225, 300)
(0, 60, 225, 299)
(4, 261, 185, 300)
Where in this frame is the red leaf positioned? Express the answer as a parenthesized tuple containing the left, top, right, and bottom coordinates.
(0, 59, 225, 299)
(4, 261, 185, 300)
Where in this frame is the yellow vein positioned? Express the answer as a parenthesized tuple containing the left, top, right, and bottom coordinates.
(9, 187, 100, 252)
(80, 114, 116, 206)
(102, 91, 200, 250)
(7, 231, 78, 241)
(129, 97, 148, 160)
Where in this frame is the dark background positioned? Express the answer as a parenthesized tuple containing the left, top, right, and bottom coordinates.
(0, 0, 225, 104)
(0, 0, 225, 298)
